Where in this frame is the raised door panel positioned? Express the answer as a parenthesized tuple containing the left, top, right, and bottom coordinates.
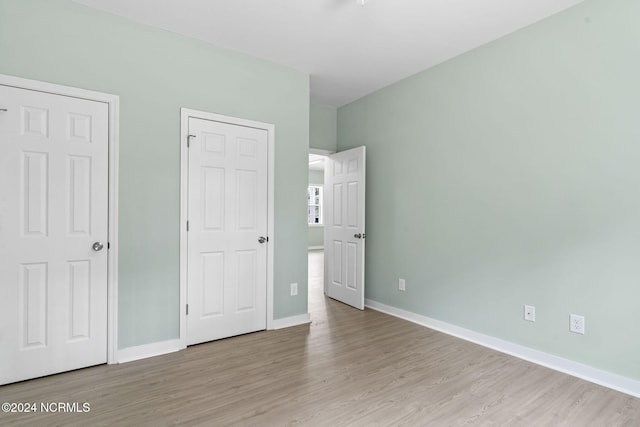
(332, 241, 343, 286)
(236, 250, 257, 312)
(347, 181, 359, 228)
(237, 170, 257, 231)
(201, 252, 224, 318)
(68, 156, 92, 236)
(21, 106, 49, 138)
(332, 183, 343, 227)
(21, 151, 49, 237)
(68, 260, 91, 341)
(68, 113, 92, 143)
(20, 263, 48, 349)
(201, 167, 225, 232)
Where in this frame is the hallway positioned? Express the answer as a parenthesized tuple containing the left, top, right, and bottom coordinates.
(308, 249, 325, 315)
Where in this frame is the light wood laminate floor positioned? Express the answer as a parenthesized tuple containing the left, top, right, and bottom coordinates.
(1, 250, 639, 426)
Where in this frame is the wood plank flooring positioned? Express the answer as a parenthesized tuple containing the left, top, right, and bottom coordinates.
(1, 250, 639, 426)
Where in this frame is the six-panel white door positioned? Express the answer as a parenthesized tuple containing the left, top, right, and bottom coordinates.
(186, 117, 268, 345)
(0, 84, 109, 385)
(324, 146, 366, 310)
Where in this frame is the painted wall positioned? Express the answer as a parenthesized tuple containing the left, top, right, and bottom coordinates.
(309, 170, 324, 186)
(338, 0, 640, 380)
(308, 102, 334, 248)
(310, 102, 337, 152)
(0, 0, 309, 349)
(308, 170, 324, 248)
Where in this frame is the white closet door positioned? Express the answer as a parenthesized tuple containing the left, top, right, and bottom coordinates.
(0, 84, 109, 385)
(186, 117, 268, 345)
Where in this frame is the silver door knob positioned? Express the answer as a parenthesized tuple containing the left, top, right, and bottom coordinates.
(354, 233, 362, 239)
(92, 242, 104, 251)
(258, 236, 268, 244)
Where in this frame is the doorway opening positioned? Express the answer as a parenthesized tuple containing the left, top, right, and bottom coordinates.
(309, 147, 367, 310)
(308, 151, 329, 312)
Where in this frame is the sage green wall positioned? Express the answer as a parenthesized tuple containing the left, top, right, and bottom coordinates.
(309, 170, 324, 186)
(338, 0, 640, 380)
(310, 102, 337, 152)
(308, 170, 324, 248)
(308, 225, 324, 248)
(0, 0, 309, 349)
(308, 101, 333, 248)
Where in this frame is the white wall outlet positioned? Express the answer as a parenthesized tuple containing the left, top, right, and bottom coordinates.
(290, 282, 298, 296)
(398, 278, 406, 291)
(524, 305, 536, 322)
(570, 314, 585, 334)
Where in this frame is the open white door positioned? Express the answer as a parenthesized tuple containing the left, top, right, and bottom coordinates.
(324, 146, 366, 310)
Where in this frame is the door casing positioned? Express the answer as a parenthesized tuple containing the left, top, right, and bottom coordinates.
(179, 108, 275, 345)
(0, 73, 120, 365)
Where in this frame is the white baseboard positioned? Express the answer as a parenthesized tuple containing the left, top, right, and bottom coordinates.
(308, 246, 324, 250)
(365, 299, 640, 399)
(117, 338, 184, 364)
(271, 313, 311, 330)
(116, 313, 311, 363)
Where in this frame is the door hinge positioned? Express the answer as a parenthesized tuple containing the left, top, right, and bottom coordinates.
(186, 304, 189, 315)
(107, 242, 110, 249)
(186, 221, 189, 232)
(187, 134, 196, 148)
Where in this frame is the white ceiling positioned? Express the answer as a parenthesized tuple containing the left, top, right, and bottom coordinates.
(74, 0, 583, 107)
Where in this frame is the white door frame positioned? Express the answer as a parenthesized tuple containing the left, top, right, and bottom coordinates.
(179, 108, 275, 346)
(0, 73, 120, 364)
(309, 148, 335, 156)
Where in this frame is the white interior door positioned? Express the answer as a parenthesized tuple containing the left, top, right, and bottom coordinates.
(186, 117, 268, 345)
(324, 146, 366, 310)
(0, 84, 109, 385)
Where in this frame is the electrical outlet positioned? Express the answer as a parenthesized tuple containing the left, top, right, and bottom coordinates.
(524, 305, 536, 322)
(290, 282, 298, 296)
(570, 314, 585, 334)
(398, 278, 406, 291)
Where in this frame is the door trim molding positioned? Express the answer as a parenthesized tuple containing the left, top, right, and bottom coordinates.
(0, 73, 120, 365)
(309, 148, 335, 156)
(179, 108, 275, 347)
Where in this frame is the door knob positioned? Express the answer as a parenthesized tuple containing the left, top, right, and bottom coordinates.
(92, 242, 104, 251)
(258, 236, 268, 244)
(354, 233, 362, 239)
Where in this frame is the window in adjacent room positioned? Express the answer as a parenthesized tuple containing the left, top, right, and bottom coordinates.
(307, 185, 323, 225)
